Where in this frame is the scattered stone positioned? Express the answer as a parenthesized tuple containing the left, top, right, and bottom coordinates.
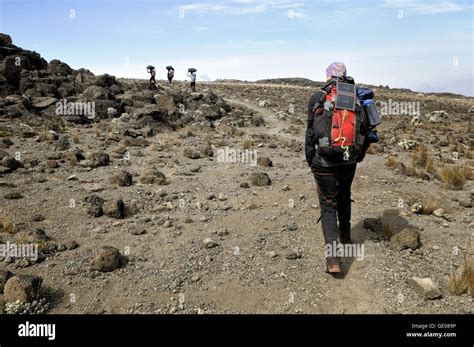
(139, 168, 167, 185)
(287, 222, 298, 231)
(183, 148, 201, 159)
(84, 194, 105, 217)
(64, 240, 79, 250)
(202, 238, 218, 249)
(31, 97, 58, 109)
(257, 157, 273, 167)
(0, 268, 13, 294)
(217, 227, 229, 236)
(90, 151, 110, 167)
(107, 107, 118, 118)
(285, 249, 302, 260)
(111, 170, 133, 186)
(363, 218, 383, 234)
(46, 159, 59, 168)
(2, 156, 21, 170)
(3, 275, 43, 303)
(92, 246, 122, 272)
(131, 229, 146, 235)
(409, 277, 442, 300)
(266, 251, 278, 258)
(432, 208, 444, 217)
(4, 192, 22, 199)
(102, 199, 125, 219)
(390, 228, 420, 251)
(240, 182, 250, 189)
(67, 148, 85, 164)
(249, 172, 271, 186)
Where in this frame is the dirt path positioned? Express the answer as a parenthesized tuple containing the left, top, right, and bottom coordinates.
(226, 96, 384, 313)
(225, 98, 298, 139)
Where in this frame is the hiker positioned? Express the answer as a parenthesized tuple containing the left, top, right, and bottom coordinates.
(305, 62, 380, 274)
(167, 66, 175, 84)
(147, 65, 156, 85)
(187, 68, 197, 92)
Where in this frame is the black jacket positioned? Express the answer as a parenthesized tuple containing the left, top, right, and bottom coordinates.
(305, 77, 370, 169)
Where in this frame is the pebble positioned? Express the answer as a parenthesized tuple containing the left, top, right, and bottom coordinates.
(202, 238, 218, 249)
(287, 222, 298, 231)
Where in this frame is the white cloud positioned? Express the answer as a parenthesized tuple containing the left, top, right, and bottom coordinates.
(178, 0, 305, 15)
(382, 0, 468, 14)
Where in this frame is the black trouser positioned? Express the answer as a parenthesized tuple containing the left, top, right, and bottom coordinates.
(150, 76, 156, 84)
(312, 163, 357, 257)
(191, 81, 196, 92)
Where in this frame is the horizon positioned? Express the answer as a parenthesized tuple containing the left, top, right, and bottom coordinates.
(1, 0, 473, 96)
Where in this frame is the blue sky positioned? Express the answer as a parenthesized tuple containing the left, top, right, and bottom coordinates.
(1, 0, 473, 95)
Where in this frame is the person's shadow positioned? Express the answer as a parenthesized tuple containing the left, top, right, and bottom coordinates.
(332, 209, 415, 279)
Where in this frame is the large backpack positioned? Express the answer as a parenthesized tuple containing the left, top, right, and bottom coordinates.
(311, 77, 368, 163)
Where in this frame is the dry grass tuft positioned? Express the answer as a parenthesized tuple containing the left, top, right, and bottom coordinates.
(1, 212, 16, 234)
(241, 139, 253, 150)
(440, 165, 466, 189)
(448, 242, 474, 297)
(386, 156, 399, 168)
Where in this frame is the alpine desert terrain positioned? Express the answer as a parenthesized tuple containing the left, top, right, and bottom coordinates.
(0, 33, 473, 314)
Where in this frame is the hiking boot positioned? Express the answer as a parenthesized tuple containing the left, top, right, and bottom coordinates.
(339, 235, 352, 245)
(326, 257, 341, 274)
(339, 227, 352, 245)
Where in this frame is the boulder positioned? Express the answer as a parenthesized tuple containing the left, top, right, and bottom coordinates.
(95, 73, 117, 88)
(82, 85, 114, 100)
(0, 56, 21, 88)
(154, 93, 178, 115)
(103, 200, 125, 219)
(139, 168, 167, 185)
(409, 277, 442, 300)
(257, 157, 273, 167)
(47, 59, 73, 76)
(3, 275, 43, 303)
(390, 228, 420, 251)
(0, 268, 13, 294)
(249, 172, 271, 186)
(0, 33, 13, 47)
(31, 96, 58, 110)
(56, 82, 76, 98)
(111, 170, 133, 187)
(92, 246, 122, 272)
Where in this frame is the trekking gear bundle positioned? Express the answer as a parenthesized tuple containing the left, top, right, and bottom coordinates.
(166, 66, 174, 71)
(188, 68, 197, 73)
(147, 65, 155, 73)
(311, 77, 368, 162)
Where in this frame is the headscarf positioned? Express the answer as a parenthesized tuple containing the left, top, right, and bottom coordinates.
(326, 62, 347, 81)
